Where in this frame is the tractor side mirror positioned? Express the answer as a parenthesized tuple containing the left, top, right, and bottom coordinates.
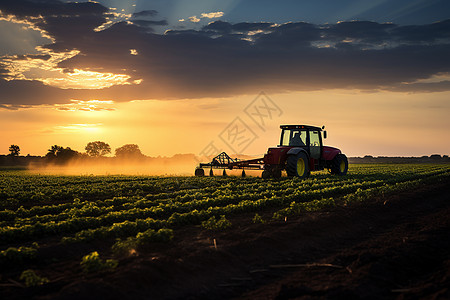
(323, 131, 327, 139)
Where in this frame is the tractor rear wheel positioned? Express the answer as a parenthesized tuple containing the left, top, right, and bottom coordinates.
(331, 154, 348, 175)
(195, 168, 205, 176)
(286, 152, 310, 178)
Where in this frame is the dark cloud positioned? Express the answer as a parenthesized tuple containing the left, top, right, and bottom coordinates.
(132, 19, 168, 28)
(8, 54, 52, 61)
(0, 104, 34, 110)
(0, 66, 8, 78)
(0, 0, 107, 18)
(388, 80, 450, 93)
(390, 19, 450, 42)
(324, 21, 396, 43)
(203, 20, 233, 33)
(0, 0, 109, 53)
(132, 10, 158, 18)
(0, 0, 450, 107)
(232, 22, 273, 32)
(0, 79, 73, 105)
(203, 21, 275, 35)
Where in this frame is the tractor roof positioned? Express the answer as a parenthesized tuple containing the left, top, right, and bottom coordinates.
(280, 125, 323, 131)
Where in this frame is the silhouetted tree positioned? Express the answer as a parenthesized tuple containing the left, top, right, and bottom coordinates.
(8, 145, 20, 156)
(48, 145, 63, 155)
(45, 145, 63, 161)
(46, 145, 63, 159)
(44, 145, 79, 164)
(85, 141, 111, 157)
(115, 144, 144, 159)
(55, 147, 79, 163)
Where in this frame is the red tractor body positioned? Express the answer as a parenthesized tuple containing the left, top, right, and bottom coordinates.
(264, 145, 341, 170)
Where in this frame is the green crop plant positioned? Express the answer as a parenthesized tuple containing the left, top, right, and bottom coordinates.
(201, 215, 232, 230)
(112, 228, 174, 256)
(252, 213, 265, 224)
(80, 251, 118, 273)
(19, 269, 49, 287)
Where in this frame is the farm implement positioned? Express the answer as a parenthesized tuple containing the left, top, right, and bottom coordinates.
(195, 124, 348, 178)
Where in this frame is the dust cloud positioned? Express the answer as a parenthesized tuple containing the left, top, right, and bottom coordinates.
(27, 155, 199, 176)
(26, 154, 263, 177)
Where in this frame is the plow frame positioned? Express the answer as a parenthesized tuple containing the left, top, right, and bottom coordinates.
(198, 152, 264, 170)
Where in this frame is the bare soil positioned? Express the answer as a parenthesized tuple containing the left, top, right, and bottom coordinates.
(2, 179, 449, 300)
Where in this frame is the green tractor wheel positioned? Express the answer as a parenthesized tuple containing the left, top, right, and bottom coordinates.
(286, 152, 310, 178)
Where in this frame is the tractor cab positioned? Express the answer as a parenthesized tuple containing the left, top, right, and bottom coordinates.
(279, 125, 324, 160)
(264, 125, 325, 168)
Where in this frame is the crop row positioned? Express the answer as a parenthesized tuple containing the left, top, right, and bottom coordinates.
(0, 179, 388, 243)
(2, 164, 448, 223)
(0, 165, 448, 251)
(1, 166, 448, 247)
(1, 164, 444, 209)
(0, 177, 374, 226)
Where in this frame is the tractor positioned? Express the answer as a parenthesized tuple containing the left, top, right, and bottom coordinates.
(195, 125, 348, 178)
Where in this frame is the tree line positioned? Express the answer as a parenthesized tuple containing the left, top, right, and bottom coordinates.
(5, 142, 144, 163)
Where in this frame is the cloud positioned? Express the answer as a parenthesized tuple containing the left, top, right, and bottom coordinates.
(0, 0, 108, 19)
(131, 10, 158, 18)
(53, 123, 102, 133)
(0, 0, 450, 107)
(187, 11, 224, 23)
(201, 12, 224, 19)
(129, 9, 167, 29)
(0, 104, 34, 110)
(131, 19, 168, 28)
(188, 16, 201, 23)
(54, 100, 115, 112)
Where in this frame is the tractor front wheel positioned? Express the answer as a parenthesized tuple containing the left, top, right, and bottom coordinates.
(331, 154, 348, 175)
(286, 152, 310, 178)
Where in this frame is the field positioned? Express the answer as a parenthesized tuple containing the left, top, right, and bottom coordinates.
(1, 164, 449, 299)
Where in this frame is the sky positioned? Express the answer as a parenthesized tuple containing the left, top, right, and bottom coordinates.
(0, 0, 449, 158)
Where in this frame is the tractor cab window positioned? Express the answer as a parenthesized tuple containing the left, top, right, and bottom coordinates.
(281, 129, 307, 147)
(309, 131, 321, 159)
